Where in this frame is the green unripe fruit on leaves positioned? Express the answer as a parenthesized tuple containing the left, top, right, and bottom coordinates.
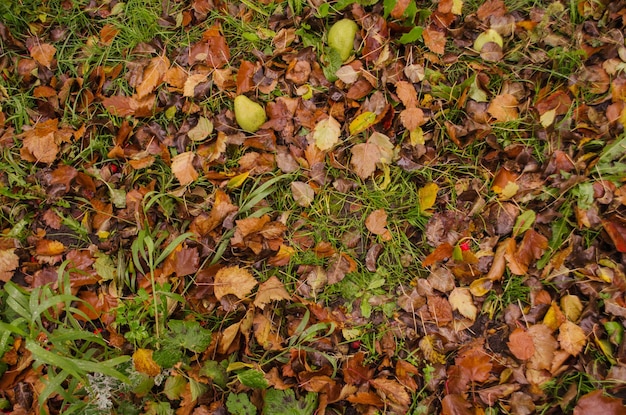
(234, 95, 267, 133)
(328, 19, 358, 62)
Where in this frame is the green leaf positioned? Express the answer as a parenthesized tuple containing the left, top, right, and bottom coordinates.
(513, 210, 536, 237)
(152, 346, 184, 369)
(573, 182, 594, 210)
(400, 26, 423, 44)
(322, 48, 342, 82)
(237, 369, 269, 389)
(145, 401, 173, 415)
(226, 393, 257, 415)
(262, 388, 318, 415)
(163, 375, 187, 400)
(199, 360, 228, 389)
(166, 319, 212, 353)
(94, 253, 116, 281)
(190, 378, 208, 401)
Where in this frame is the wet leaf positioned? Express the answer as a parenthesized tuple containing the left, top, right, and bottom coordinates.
(213, 266, 258, 301)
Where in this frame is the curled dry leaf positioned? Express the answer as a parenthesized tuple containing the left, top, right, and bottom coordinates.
(213, 266, 258, 301)
(136, 55, 169, 99)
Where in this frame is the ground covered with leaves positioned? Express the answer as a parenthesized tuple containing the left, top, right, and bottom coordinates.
(1, 0, 626, 414)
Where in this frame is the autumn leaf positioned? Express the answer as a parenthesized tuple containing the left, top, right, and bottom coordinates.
(313, 116, 341, 151)
(488, 94, 519, 122)
(351, 141, 381, 179)
(213, 266, 258, 301)
(508, 328, 535, 360)
(30, 43, 56, 68)
(455, 342, 493, 383)
(349, 112, 376, 135)
(0, 249, 19, 282)
(101, 95, 138, 117)
(21, 119, 65, 164)
(395, 81, 418, 107)
(573, 390, 626, 415)
(187, 116, 213, 141)
(253, 276, 291, 310)
(400, 107, 426, 131)
(527, 324, 558, 371)
(365, 209, 392, 241)
(171, 151, 198, 186)
(36, 239, 65, 256)
(418, 183, 439, 213)
(136, 55, 170, 99)
(291, 181, 315, 207)
(133, 348, 161, 376)
(423, 24, 446, 54)
(370, 378, 411, 409)
(558, 320, 586, 356)
(448, 287, 477, 321)
(441, 394, 472, 415)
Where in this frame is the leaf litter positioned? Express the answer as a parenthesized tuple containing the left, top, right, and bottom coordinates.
(0, 0, 626, 414)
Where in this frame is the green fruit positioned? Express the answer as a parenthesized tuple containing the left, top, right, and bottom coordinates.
(473, 29, 504, 52)
(328, 19, 358, 62)
(234, 95, 267, 133)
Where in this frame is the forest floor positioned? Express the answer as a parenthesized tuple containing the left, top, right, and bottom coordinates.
(1, 0, 626, 414)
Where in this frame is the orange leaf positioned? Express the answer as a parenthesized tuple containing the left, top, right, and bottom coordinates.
(400, 107, 426, 131)
(558, 320, 586, 356)
(0, 249, 19, 282)
(171, 151, 198, 186)
(365, 209, 392, 240)
(455, 342, 493, 383)
(30, 43, 56, 68)
(602, 218, 626, 253)
(370, 378, 411, 409)
(395, 81, 418, 108)
(236, 60, 256, 95)
(527, 324, 558, 371)
(133, 348, 161, 376)
(507, 328, 535, 360)
(21, 119, 61, 164)
(100, 24, 119, 44)
(36, 239, 65, 256)
(427, 295, 453, 325)
(488, 94, 519, 122)
(213, 265, 258, 301)
(253, 276, 291, 309)
(422, 242, 453, 267)
(505, 229, 548, 275)
(423, 24, 446, 55)
(136, 55, 170, 99)
(102, 95, 138, 117)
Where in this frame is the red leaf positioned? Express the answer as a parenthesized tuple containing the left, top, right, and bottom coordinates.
(508, 328, 535, 360)
(602, 218, 626, 253)
(236, 60, 256, 95)
(441, 394, 473, 415)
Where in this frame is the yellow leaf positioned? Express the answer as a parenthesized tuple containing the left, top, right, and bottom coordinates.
(452, 0, 463, 15)
(469, 277, 493, 297)
(214, 265, 258, 301)
(409, 126, 425, 146)
(449, 287, 477, 321)
(418, 182, 439, 213)
(313, 116, 341, 151)
(227, 171, 250, 188)
(349, 111, 376, 135)
(187, 116, 213, 141)
(419, 335, 446, 364)
(543, 302, 565, 331)
(560, 294, 583, 322)
(133, 348, 161, 376)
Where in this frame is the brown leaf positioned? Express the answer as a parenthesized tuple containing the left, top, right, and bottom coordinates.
(0, 249, 19, 282)
(455, 342, 493, 383)
(441, 394, 472, 415)
(558, 320, 586, 356)
(390, 0, 412, 18)
(343, 352, 374, 386)
(253, 276, 291, 309)
(573, 390, 626, 415)
(427, 295, 453, 325)
(602, 217, 626, 253)
(505, 229, 548, 275)
(291, 181, 315, 207)
(488, 94, 519, 122)
(162, 246, 199, 278)
(190, 189, 238, 236)
(49, 165, 78, 191)
(327, 253, 356, 284)
(476, 0, 506, 21)
(485, 238, 512, 281)
(508, 327, 535, 360)
(253, 311, 283, 351)
(183, 73, 209, 97)
(370, 378, 411, 409)
(448, 287, 477, 321)
(21, 119, 62, 164)
(100, 24, 119, 44)
(528, 324, 558, 371)
(171, 151, 198, 186)
(136, 55, 169, 99)
(351, 142, 382, 179)
(365, 209, 392, 240)
(422, 242, 454, 267)
(36, 239, 65, 256)
(30, 43, 56, 68)
(400, 107, 426, 131)
(395, 81, 418, 108)
(423, 24, 446, 55)
(102, 95, 138, 117)
(213, 266, 258, 301)
(236, 60, 256, 95)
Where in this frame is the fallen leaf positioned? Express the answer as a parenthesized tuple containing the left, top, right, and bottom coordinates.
(349, 112, 377, 135)
(0, 249, 19, 282)
(351, 141, 381, 179)
(558, 320, 586, 356)
(365, 209, 392, 240)
(602, 218, 626, 253)
(448, 287, 477, 321)
(213, 266, 258, 301)
(508, 328, 535, 360)
(133, 348, 161, 376)
(21, 119, 64, 164)
(560, 294, 583, 322)
(30, 43, 56, 68)
(171, 151, 198, 186)
(423, 24, 446, 55)
(253, 276, 291, 309)
(455, 342, 493, 383)
(528, 324, 558, 371)
(400, 107, 426, 131)
(136, 55, 170, 99)
(488, 94, 519, 122)
(418, 183, 439, 213)
(422, 242, 453, 267)
(36, 239, 65, 256)
(573, 390, 626, 415)
(370, 378, 411, 409)
(313, 116, 342, 151)
(395, 81, 418, 107)
(441, 394, 472, 415)
(101, 95, 138, 117)
(427, 295, 453, 325)
(291, 181, 315, 207)
(187, 116, 213, 141)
